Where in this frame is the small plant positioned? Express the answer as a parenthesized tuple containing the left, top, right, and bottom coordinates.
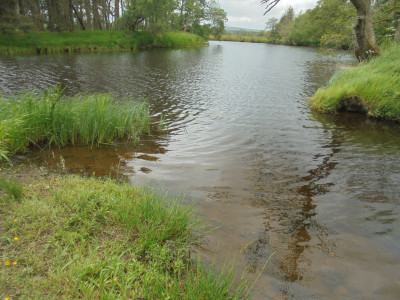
(0, 176, 23, 200)
(158, 113, 167, 132)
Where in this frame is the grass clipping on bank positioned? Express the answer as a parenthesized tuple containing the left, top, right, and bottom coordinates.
(0, 88, 150, 162)
(0, 173, 247, 299)
(309, 43, 400, 121)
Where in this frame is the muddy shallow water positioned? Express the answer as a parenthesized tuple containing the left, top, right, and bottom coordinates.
(1, 41, 400, 298)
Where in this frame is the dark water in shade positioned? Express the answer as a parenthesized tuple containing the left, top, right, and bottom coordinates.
(1, 41, 400, 299)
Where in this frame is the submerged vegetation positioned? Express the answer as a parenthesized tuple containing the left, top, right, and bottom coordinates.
(0, 88, 151, 162)
(0, 30, 207, 55)
(310, 43, 400, 121)
(0, 170, 248, 299)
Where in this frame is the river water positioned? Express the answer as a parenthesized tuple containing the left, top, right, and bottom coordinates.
(1, 41, 400, 299)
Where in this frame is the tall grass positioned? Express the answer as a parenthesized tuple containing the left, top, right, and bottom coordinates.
(220, 34, 270, 43)
(0, 88, 150, 161)
(0, 30, 207, 55)
(309, 43, 400, 121)
(0, 173, 248, 299)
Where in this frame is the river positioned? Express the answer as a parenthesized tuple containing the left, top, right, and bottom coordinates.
(1, 41, 400, 299)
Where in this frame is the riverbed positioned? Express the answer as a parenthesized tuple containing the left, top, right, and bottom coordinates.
(1, 41, 399, 299)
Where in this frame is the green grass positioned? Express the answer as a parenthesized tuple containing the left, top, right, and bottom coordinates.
(220, 34, 270, 43)
(0, 88, 151, 161)
(0, 30, 207, 55)
(154, 31, 208, 48)
(0, 172, 247, 299)
(0, 176, 23, 201)
(309, 43, 400, 121)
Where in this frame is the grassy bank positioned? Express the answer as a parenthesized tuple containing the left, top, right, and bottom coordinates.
(0, 88, 151, 162)
(310, 43, 400, 121)
(220, 34, 269, 44)
(0, 31, 207, 55)
(0, 169, 247, 299)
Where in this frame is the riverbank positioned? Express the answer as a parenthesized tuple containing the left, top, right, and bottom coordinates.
(0, 166, 247, 299)
(220, 34, 269, 44)
(0, 89, 151, 162)
(309, 43, 400, 121)
(219, 34, 319, 47)
(0, 31, 207, 55)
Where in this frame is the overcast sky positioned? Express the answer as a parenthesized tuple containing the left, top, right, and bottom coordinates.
(219, 0, 318, 30)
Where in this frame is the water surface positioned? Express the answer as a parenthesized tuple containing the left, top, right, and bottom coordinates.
(1, 42, 400, 299)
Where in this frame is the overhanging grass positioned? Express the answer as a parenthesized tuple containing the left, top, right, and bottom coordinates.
(0, 88, 150, 161)
(0, 172, 247, 299)
(309, 43, 400, 121)
(0, 30, 207, 55)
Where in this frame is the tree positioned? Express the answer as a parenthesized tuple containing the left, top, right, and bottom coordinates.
(265, 17, 278, 31)
(350, 0, 379, 60)
(261, 0, 380, 60)
(0, 0, 18, 33)
(374, 0, 400, 43)
(208, 5, 227, 40)
(286, 0, 355, 49)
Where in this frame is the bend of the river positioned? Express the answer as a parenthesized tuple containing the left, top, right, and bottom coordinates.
(1, 41, 400, 299)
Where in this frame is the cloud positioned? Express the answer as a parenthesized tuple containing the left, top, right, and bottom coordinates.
(219, 0, 318, 30)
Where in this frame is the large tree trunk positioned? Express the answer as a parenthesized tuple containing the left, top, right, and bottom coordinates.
(72, 2, 85, 30)
(395, 19, 400, 42)
(45, 0, 55, 31)
(114, 0, 119, 28)
(350, 0, 379, 61)
(92, 0, 102, 30)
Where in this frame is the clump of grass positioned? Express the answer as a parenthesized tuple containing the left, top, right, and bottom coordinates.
(0, 172, 247, 299)
(155, 32, 207, 48)
(0, 30, 206, 55)
(0, 88, 150, 161)
(0, 176, 23, 200)
(309, 43, 400, 121)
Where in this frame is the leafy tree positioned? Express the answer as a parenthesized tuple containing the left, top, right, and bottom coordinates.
(265, 17, 280, 41)
(207, 4, 227, 40)
(274, 6, 294, 43)
(287, 0, 355, 49)
(0, 0, 18, 33)
(373, 0, 400, 43)
(261, 0, 381, 60)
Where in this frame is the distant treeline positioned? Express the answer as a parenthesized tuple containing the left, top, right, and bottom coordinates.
(0, 0, 227, 39)
(225, 0, 399, 50)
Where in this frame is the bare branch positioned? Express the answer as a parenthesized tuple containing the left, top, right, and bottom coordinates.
(261, 0, 281, 15)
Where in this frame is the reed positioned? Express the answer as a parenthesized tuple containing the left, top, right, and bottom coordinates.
(0, 88, 150, 161)
(309, 43, 400, 121)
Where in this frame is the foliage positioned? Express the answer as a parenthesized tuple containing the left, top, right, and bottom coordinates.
(290, 0, 355, 49)
(0, 0, 226, 42)
(0, 172, 248, 299)
(0, 88, 151, 161)
(119, 0, 227, 40)
(373, 0, 400, 44)
(263, 0, 355, 49)
(309, 43, 400, 121)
